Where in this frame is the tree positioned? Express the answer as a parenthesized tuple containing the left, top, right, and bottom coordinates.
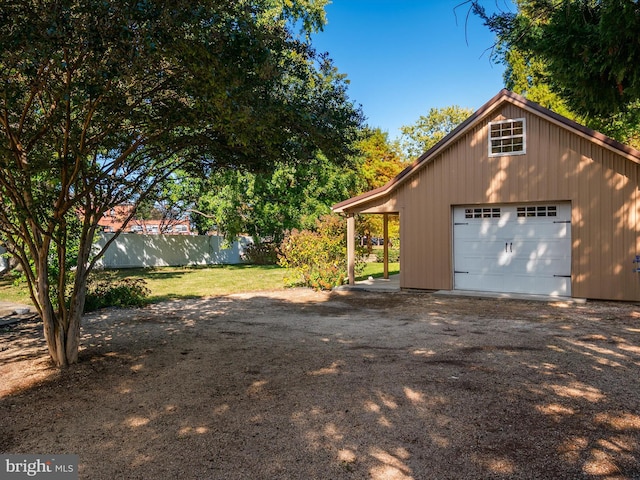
(356, 128, 404, 190)
(352, 128, 404, 250)
(470, 0, 640, 142)
(185, 148, 361, 244)
(191, 127, 408, 247)
(400, 106, 473, 159)
(500, 46, 575, 121)
(0, 0, 363, 366)
(134, 173, 198, 234)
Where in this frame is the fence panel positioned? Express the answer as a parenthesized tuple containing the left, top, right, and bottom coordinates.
(94, 233, 251, 269)
(0, 245, 7, 274)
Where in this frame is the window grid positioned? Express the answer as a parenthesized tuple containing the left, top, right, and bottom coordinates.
(516, 205, 557, 218)
(489, 118, 526, 156)
(465, 207, 501, 219)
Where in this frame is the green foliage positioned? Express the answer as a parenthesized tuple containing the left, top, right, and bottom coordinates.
(587, 103, 640, 150)
(346, 129, 404, 248)
(500, 46, 576, 120)
(400, 106, 474, 159)
(375, 247, 400, 263)
(0, 0, 363, 365)
(356, 128, 405, 190)
(190, 152, 362, 243)
(472, 0, 640, 144)
(279, 214, 362, 290)
(84, 272, 150, 312)
(242, 242, 279, 265)
(188, 127, 406, 246)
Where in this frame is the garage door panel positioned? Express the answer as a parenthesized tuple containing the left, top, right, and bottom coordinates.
(454, 273, 506, 293)
(515, 224, 569, 237)
(456, 255, 511, 272)
(511, 238, 571, 272)
(509, 274, 571, 296)
(458, 250, 568, 275)
(509, 257, 568, 275)
(454, 222, 503, 236)
(453, 203, 571, 296)
(456, 239, 570, 273)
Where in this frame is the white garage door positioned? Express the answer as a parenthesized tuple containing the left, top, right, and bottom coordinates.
(453, 203, 571, 296)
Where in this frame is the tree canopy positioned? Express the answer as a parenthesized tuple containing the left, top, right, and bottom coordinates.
(499, 45, 575, 121)
(356, 128, 404, 189)
(400, 106, 473, 159)
(471, 0, 640, 144)
(0, 0, 363, 366)
(187, 152, 361, 243)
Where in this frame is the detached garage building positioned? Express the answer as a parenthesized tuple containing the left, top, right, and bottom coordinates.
(333, 90, 640, 301)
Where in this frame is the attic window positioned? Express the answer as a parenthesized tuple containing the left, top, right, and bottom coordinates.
(489, 118, 526, 156)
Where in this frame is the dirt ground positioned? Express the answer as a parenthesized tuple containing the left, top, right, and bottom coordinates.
(1, 289, 640, 480)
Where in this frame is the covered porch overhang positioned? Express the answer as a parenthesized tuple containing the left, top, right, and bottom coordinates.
(333, 195, 400, 286)
(346, 211, 399, 285)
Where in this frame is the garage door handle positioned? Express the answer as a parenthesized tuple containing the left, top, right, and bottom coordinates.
(505, 242, 508, 252)
(510, 242, 513, 252)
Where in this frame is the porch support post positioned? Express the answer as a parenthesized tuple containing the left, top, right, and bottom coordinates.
(383, 213, 389, 279)
(347, 213, 355, 285)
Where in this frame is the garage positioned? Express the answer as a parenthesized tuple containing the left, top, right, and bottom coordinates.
(453, 203, 572, 296)
(334, 90, 640, 301)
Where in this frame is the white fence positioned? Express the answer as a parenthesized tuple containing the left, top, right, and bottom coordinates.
(0, 245, 8, 274)
(94, 233, 252, 269)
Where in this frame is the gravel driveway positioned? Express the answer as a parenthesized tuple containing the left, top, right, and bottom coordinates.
(1, 289, 639, 479)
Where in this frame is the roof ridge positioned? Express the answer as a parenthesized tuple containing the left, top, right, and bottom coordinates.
(333, 89, 640, 213)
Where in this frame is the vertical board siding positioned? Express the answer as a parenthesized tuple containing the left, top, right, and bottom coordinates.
(348, 100, 640, 300)
(389, 103, 640, 300)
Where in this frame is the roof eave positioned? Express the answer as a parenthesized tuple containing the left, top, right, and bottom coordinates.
(332, 89, 640, 213)
(332, 89, 512, 213)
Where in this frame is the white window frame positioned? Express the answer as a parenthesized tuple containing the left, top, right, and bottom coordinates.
(488, 118, 526, 157)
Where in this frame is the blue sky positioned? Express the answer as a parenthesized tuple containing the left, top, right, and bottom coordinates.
(311, 1, 515, 139)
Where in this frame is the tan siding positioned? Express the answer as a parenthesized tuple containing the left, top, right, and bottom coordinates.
(547, 120, 561, 199)
(390, 103, 640, 300)
(342, 96, 640, 300)
(349, 194, 397, 214)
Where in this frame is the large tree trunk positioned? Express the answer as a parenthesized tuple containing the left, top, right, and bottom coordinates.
(35, 238, 86, 367)
(37, 275, 80, 367)
(40, 299, 81, 368)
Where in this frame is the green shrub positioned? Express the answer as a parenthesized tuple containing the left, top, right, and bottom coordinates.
(375, 248, 400, 263)
(242, 242, 279, 265)
(84, 272, 150, 312)
(279, 214, 364, 290)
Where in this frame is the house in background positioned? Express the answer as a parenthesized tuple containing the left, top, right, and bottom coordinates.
(98, 205, 192, 235)
(333, 89, 640, 301)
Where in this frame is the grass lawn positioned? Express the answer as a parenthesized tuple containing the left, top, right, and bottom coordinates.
(357, 262, 400, 280)
(0, 262, 400, 306)
(0, 273, 33, 305)
(108, 264, 289, 302)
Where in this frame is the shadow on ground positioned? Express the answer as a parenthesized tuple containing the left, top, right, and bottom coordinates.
(1, 290, 639, 479)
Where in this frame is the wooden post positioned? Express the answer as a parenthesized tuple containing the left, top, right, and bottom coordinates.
(383, 213, 389, 279)
(347, 213, 355, 285)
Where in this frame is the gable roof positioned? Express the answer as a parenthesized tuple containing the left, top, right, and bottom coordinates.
(333, 89, 640, 213)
